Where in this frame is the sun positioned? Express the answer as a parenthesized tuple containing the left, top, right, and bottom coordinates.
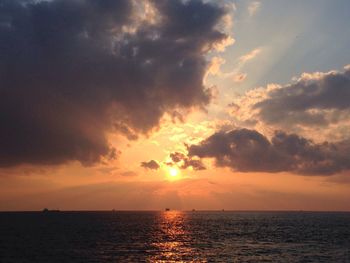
(168, 167, 179, 177)
(164, 166, 181, 181)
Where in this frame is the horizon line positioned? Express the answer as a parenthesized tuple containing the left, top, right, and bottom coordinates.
(1, 209, 350, 213)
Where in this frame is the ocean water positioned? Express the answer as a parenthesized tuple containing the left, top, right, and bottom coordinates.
(0, 211, 349, 262)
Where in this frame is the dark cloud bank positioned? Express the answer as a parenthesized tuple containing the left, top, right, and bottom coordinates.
(186, 129, 350, 175)
(0, 0, 230, 167)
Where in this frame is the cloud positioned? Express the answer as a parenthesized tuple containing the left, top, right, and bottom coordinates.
(187, 128, 350, 175)
(204, 47, 261, 84)
(203, 56, 226, 84)
(0, 0, 231, 167)
(169, 151, 206, 170)
(207, 56, 226, 76)
(141, 160, 160, 170)
(232, 73, 247, 83)
(224, 48, 261, 82)
(120, 171, 138, 177)
(253, 66, 350, 128)
(248, 1, 261, 17)
(181, 159, 206, 170)
(238, 48, 261, 63)
(233, 65, 350, 141)
(170, 152, 187, 163)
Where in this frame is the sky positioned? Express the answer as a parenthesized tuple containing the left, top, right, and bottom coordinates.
(1, 0, 350, 211)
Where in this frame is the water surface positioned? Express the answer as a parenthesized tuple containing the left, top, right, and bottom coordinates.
(0, 211, 349, 262)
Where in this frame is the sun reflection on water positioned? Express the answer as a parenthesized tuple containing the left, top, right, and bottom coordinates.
(148, 210, 203, 262)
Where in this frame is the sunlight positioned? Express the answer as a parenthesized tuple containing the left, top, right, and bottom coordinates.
(167, 167, 180, 180)
(169, 167, 179, 177)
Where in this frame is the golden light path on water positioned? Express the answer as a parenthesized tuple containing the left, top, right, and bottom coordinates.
(148, 210, 203, 262)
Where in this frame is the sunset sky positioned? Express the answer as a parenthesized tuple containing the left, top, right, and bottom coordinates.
(1, 0, 350, 211)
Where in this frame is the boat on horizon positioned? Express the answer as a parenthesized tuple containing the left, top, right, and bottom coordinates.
(42, 208, 60, 213)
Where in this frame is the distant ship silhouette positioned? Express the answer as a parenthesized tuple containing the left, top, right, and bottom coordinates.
(165, 208, 170, 211)
(42, 208, 60, 213)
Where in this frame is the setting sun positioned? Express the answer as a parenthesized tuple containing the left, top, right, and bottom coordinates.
(168, 167, 179, 178)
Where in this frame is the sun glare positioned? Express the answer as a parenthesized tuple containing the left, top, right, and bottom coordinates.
(168, 167, 179, 177)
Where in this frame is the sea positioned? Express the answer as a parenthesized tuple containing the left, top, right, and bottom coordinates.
(0, 211, 349, 262)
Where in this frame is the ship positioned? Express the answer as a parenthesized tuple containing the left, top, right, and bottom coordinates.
(42, 208, 60, 213)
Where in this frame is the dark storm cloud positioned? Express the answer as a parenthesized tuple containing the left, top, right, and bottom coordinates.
(0, 0, 230, 167)
(141, 160, 160, 170)
(169, 151, 206, 170)
(253, 66, 350, 127)
(187, 128, 350, 175)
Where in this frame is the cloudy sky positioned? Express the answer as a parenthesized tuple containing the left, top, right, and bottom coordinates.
(1, 0, 350, 211)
